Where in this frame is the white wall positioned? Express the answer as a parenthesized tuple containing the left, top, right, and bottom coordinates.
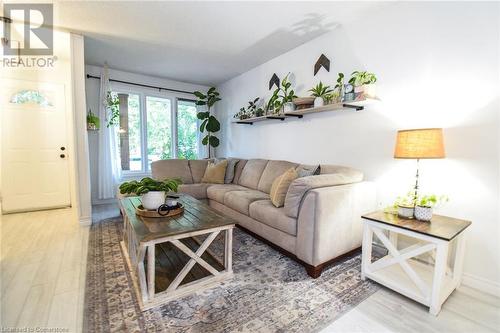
(216, 2, 500, 294)
(85, 65, 208, 204)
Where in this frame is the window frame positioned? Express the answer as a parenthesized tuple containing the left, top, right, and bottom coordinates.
(110, 82, 197, 178)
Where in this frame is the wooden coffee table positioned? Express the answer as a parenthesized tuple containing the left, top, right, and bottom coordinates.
(119, 194, 235, 310)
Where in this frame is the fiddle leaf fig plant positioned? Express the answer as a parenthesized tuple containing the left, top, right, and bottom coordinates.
(348, 71, 377, 86)
(119, 177, 181, 196)
(194, 87, 221, 158)
(309, 81, 333, 98)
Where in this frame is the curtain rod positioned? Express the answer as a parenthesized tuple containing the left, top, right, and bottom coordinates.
(86, 74, 195, 95)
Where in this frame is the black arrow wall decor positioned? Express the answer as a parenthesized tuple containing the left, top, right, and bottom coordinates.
(269, 73, 280, 90)
(314, 54, 331, 75)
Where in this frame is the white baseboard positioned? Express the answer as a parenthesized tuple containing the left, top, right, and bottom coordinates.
(462, 272, 500, 297)
(79, 216, 92, 226)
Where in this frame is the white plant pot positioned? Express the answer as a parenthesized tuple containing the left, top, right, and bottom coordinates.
(314, 97, 324, 108)
(397, 205, 414, 219)
(141, 191, 166, 210)
(415, 205, 433, 222)
(283, 102, 295, 113)
(363, 84, 377, 99)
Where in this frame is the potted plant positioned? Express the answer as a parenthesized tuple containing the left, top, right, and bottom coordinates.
(266, 88, 281, 115)
(348, 71, 377, 98)
(309, 81, 333, 108)
(323, 91, 341, 105)
(119, 177, 181, 210)
(247, 97, 265, 117)
(87, 109, 100, 130)
(278, 73, 297, 113)
(233, 107, 251, 120)
(334, 73, 345, 103)
(391, 191, 416, 219)
(194, 87, 221, 158)
(415, 194, 449, 222)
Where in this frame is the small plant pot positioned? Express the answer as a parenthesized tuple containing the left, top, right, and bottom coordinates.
(314, 97, 324, 108)
(362, 84, 377, 99)
(397, 205, 414, 219)
(415, 205, 433, 222)
(141, 191, 166, 210)
(283, 102, 295, 113)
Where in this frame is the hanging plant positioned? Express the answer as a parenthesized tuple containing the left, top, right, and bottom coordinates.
(194, 87, 221, 158)
(86, 109, 100, 130)
(106, 91, 120, 127)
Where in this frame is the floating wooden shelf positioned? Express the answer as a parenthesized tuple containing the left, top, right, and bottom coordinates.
(232, 96, 373, 125)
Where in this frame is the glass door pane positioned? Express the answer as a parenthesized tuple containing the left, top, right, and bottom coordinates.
(177, 100, 198, 159)
(114, 92, 142, 172)
(146, 96, 172, 169)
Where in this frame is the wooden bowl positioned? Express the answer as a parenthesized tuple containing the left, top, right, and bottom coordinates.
(135, 203, 184, 218)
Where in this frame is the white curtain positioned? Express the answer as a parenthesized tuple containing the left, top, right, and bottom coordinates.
(97, 64, 121, 199)
(196, 104, 209, 159)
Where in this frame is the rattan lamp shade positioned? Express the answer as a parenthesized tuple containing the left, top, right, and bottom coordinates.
(394, 128, 445, 159)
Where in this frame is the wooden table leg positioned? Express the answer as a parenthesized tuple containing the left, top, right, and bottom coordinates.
(225, 228, 233, 273)
(147, 244, 155, 300)
(430, 242, 449, 315)
(361, 223, 373, 280)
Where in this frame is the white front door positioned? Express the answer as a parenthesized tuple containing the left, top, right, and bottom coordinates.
(1, 79, 71, 213)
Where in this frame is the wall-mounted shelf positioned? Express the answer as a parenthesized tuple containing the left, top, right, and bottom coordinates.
(232, 96, 372, 125)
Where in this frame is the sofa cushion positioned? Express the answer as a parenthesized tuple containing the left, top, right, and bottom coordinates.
(224, 159, 239, 183)
(232, 159, 247, 184)
(270, 167, 298, 207)
(189, 159, 211, 183)
(257, 160, 298, 193)
(284, 168, 364, 218)
(237, 159, 268, 190)
(249, 200, 297, 236)
(296, 164, 320, 177)
(178, 184, 211, 199)
(151, 159, 193, 184)
(207, 184, 247, 203)
(201, 160, 227, 184)
(223, 189, 269, 215)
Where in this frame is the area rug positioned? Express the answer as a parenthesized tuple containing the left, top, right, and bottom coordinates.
(83, 216, 379, 333)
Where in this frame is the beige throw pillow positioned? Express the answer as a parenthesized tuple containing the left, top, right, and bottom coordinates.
(270, 167, 298, 207)
(201, 159, 228, 184)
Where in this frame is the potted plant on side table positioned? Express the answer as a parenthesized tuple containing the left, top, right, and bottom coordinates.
(119, 177, 181, 210)
(415, 194, 449, 222)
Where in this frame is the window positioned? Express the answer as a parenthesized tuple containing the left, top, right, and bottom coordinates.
(114, 90, 198, 175)
(177, 100, 198, 160)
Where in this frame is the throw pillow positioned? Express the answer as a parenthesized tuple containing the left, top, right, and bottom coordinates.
(201, 159, 228, 184)
(224, 159, 239, 183)
(270, 167, 298, 207)
(296, 164, 320, 178)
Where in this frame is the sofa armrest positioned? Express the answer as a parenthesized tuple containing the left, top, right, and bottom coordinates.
(295, 181, 377, 266)
(284, 171, 364, 218)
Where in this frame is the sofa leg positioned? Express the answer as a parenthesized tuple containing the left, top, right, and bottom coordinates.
(305, 264, 324, 278)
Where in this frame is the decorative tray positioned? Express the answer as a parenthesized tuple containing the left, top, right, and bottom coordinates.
(135, 203, 184, 218)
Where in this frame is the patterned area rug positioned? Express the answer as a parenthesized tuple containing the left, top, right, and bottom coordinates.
(84, 216, 379, 333)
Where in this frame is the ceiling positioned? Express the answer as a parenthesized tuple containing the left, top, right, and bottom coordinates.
(55, 1, 387, 86)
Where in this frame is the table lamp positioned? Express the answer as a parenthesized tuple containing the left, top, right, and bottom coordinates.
(394, 128, 445, 208)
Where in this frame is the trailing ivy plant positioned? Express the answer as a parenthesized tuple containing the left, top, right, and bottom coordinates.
(194, 87, 221, 158)
(106, 91, 120, 127)
(348, 71, 377, 87)
(119, 177, 181, 195)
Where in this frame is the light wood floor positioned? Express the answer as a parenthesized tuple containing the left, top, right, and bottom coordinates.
(1, 204, 498, 332)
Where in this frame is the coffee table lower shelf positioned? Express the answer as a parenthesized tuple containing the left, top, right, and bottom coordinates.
(121, 225, 234, 311)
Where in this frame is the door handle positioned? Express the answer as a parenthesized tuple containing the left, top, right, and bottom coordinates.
(60, 154, 65, 159)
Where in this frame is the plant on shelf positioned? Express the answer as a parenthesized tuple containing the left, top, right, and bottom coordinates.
(194, 87, 221, 158)
(278, 73, 298, 113)
(119, 177, 182, 210)
(266, 88, 281, 115)
(309, 81, 333, 107)
(233, 107, 252, 120)
(106, 91, 120, 127)
(86, 109, 100, 130)
(334, 72, 345, 103)
(348, 71, 377, 98)
(248, 97, 265, 117)
(323, 91, 341, 105)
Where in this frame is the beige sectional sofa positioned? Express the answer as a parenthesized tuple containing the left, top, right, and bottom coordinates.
(151, 158, 376, 278)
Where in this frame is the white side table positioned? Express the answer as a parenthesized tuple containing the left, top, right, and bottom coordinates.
(361, 211, 471, 316)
